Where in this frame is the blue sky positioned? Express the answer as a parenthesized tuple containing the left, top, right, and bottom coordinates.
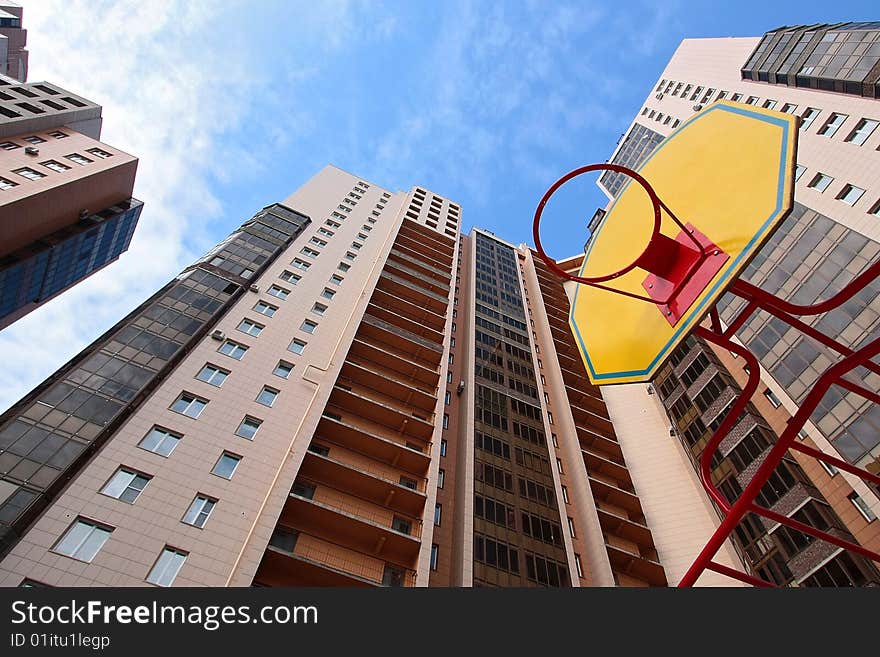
(0, 0, 875, 410)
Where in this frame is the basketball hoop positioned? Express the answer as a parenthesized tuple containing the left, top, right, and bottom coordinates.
(532, 163, 728, 324)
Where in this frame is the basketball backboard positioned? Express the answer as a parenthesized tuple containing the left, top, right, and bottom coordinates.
(541, 101, 798, 385)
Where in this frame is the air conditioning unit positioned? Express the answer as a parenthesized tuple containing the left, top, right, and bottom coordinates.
(655, 93, 663, 100)
(693, 104, 704, 111)
(210, 329, 226, 341)
(456, 380, 465, 395)
(249, 284, 259, 293)
(669, 427, 677, 437)
(24, 146, 38, 156)
(647, 384, 655, 395)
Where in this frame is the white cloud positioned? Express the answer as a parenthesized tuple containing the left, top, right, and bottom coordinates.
(0, 0, 274, 410)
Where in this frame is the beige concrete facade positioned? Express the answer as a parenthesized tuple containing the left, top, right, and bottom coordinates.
(0, 165, 457, 587)
(600, 383, 746, 586)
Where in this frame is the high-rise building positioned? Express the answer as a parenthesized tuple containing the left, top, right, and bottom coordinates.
(0, 3, 27, 83)
(596, 23, 880, 585)
(0, 77, 142, 329)
(0, 164, 747, 588)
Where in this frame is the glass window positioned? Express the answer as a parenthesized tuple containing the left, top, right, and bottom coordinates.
(338, 262, 351, 272)
(13, 167, 45, 181)
(253, 301, 277, 317)
(40, 159, 70, 173)
(836, 184, 865, 206)
(53, 519, 113, 562)
(212, 452, 241, 479)
(146, 547, 187, 586)
(182, 495, 216, 528)
(845, 118, 879, 146)
(795, 164, 807, 181)
(817, 112, 848, 138)
(807, 172, 834, 192)
(256, 386, 278, 407)
(800, 107, 821, 131)
(218, 340, 247, 360)
(139, 427, 182, 457)
(321, 288, 335, 300)
(171, 392, 207, 418)
(279, 270, 301, 284)
(300, 319, 318, 334)
(86, 147, 113, 159)
(288, 339, 306, 355)
(312, 303, 327, 316)
(291, 259, 310, 271)
(236, 416, 262, 439)
(763, 388, 782, 408)
(430, 544, 439, 571)
(236, 318, 263, 336)
(101, 468, 151, 503)
(65, 153, 93, 165)
(0, 176, 18, 190)
(273, 361, 293, 378)
(329, 274, 344, 285)
(267, 285, 290, 299)
(196, 364, 228, 387)
(849, 492, 877, 522)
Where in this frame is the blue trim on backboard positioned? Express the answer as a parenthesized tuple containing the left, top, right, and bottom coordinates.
(570, 103, 793, 382)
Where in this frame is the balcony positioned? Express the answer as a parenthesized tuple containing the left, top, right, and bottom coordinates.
(348, 337, 439, 388)
(576, 425, 624, 462)
(256, 530, 416, 587)
(369, 287, 447, 332)
(315, 413, 431, 475)
(329, 383, 435, 441)
(570, 401, 616, 435)
(378, 271, 448, 313)
(685, 364, 724, 401)
(596, 505, 655, 546)
(394, 231, 454, 267)
(588, 472, 643, 515)
(565, 385, 609, 416)
(299, 449, 427, 516)
(583, 448, 630, 483)
(339, 359, 436, 413)
(388, 247, 451, 281)
(365, 302, 444, 346)
(383, 258, 450, 296)
(360, 313, 443, 362)
(389, 240, 451, 275)
(604, 537, 667, 586)
(282, 489, 421, 564)
(672, 344, 703, 378)
(699, 386, 738, 428)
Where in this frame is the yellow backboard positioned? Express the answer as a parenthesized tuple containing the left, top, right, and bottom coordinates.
(569, 101, 798, 385)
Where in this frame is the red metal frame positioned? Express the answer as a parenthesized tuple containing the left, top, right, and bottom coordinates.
(678, 265, 880, 587)
(533, 164, 880, 587)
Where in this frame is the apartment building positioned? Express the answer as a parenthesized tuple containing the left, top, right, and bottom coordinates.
(0, 77, 141, 329)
